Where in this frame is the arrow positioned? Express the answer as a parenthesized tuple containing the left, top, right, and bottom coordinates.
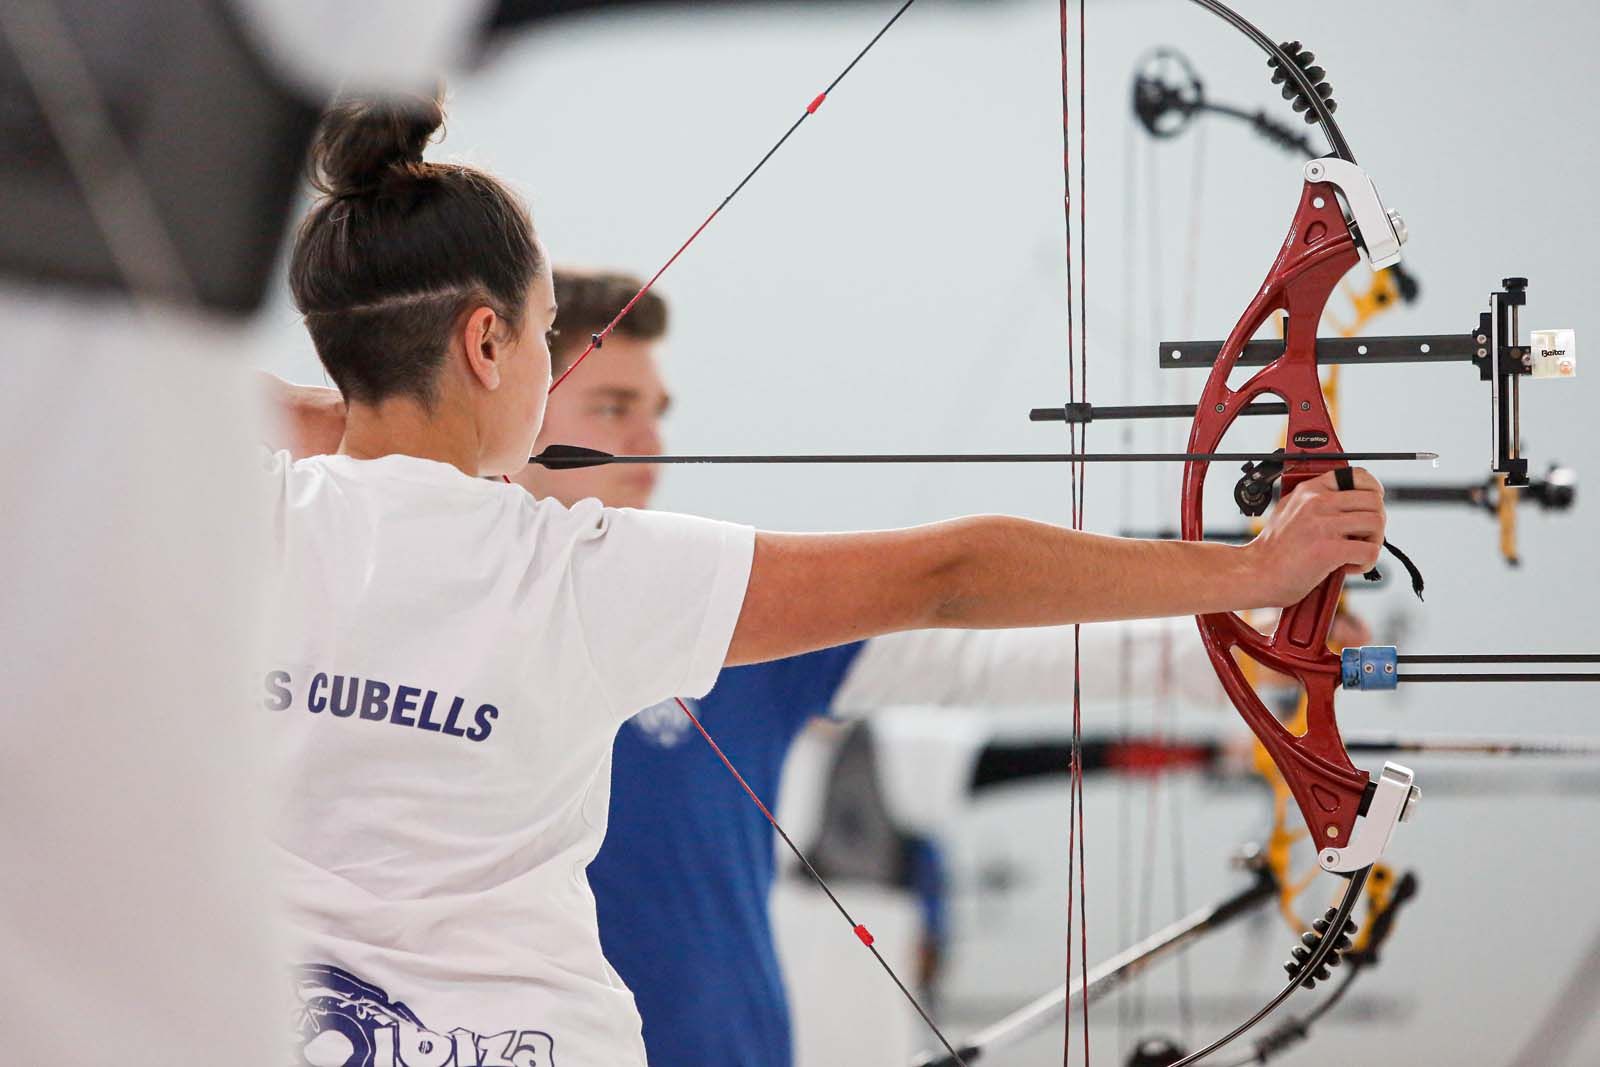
(529, 444, 1438, 470)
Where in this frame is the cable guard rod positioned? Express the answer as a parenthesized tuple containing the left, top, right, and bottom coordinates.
(1342, 647, 1600, 689)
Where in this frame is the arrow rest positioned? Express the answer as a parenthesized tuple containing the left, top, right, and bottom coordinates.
(1233, 451, 1284, 516)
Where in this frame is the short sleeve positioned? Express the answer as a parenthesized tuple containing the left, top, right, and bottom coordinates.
(564, 503, 755, 719)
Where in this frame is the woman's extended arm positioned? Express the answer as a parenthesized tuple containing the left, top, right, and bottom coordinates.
(726, 473, 1385, 667)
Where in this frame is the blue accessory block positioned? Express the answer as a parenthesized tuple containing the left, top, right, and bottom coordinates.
(1341, 645, 1399, 690)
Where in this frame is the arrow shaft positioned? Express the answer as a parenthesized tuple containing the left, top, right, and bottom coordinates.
(532, 450, 1436, 468)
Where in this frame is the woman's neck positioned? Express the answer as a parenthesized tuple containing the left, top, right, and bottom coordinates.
(339, 394, 483, 477)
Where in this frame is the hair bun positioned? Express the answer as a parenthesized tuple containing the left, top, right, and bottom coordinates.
(309, 90, 446, 197)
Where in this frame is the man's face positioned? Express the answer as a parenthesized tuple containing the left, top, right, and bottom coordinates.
(511, 333, 669, 509)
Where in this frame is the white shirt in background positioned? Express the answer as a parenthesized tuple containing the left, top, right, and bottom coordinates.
(834, 618, 1226, 713)
(260, 452, 753, 1067)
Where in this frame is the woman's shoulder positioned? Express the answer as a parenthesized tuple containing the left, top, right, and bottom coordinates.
(503, 491, 612, 549)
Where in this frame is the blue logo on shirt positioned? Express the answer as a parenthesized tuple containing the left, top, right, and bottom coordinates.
(294, 964, 555, 1067)
(628, 698, 697, 748)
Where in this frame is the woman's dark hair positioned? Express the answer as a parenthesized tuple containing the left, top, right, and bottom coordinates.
(289, 92, 544, 408)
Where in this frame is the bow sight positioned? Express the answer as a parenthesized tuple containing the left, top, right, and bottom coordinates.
(1161, 275, 1572, 489)
(1037, 273, 1578, 498)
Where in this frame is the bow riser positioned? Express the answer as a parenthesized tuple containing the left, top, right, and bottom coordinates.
(1181, 177, 1370, 854)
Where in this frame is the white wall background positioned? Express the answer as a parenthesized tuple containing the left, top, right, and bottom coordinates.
(255, 0, 1600, 1063)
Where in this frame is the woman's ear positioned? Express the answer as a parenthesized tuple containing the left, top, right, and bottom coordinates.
(460, 305, 502, 390)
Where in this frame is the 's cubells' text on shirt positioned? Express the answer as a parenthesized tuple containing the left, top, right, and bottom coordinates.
(264, 670, 498, 742)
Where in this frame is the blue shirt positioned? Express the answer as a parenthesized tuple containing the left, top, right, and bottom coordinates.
(588, 643, 866, 1067)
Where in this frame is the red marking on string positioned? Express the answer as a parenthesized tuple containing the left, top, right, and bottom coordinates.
(807, 92, 828, 114)
(853, 924, 874, 947)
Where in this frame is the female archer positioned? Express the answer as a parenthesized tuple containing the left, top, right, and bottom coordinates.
(263, 93, 1387, 1067)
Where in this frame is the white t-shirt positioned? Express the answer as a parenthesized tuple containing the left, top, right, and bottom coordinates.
(259, 452, 754, 1067)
